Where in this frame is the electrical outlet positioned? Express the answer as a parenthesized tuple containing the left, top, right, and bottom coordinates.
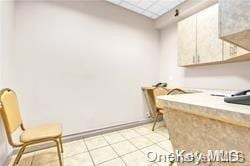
(146, 111, 151, 118)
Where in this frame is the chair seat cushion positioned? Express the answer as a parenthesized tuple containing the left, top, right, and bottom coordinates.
(20, 123, 62, 143)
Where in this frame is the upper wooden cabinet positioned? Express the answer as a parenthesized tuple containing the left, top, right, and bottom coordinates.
(197, 4, 222, 64)
(219, 0, 250, 51)
(178, 3, 250, 67)
(177, 15, 197, 66)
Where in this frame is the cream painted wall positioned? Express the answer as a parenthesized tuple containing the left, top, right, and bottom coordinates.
(0, 0, 15, 165)
(14, 1, 159, 135)
(159, 23, 250, 91)
(2, 1, 250, 163)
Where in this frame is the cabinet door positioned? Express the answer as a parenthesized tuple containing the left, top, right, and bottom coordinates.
(223, 41, 249, 60)
(236, 46, 249, 57)
(197, 4, 223, 64)
(178, 14, 197, 66)
(219, 0, 250, 50)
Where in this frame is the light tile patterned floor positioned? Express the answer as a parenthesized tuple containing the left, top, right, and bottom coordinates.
(9, 121, 176, 166)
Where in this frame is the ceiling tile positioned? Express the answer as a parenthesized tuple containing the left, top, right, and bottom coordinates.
(120, 2, 144, 13)
(106, 0, 121, 5)
(147, 4, 164, 14)
(129, 7, 144, 13)
(137, 1, 154, 9)
(106, 0, 186, 19)
(120, 2, 136, 10)
(142, 11, 154, 17)
(124, 0, 141, 6)
(157, 8, 168, 16)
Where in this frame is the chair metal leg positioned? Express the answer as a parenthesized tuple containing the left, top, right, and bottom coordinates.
(152, 110, 160, 131)
(14, 145, 27, 165)
(59, 137, 64, 153)
(54, 139, 63, 166)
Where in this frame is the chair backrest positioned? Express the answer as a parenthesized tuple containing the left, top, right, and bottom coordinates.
(153, 87, 169, 97)
(166, 88, 187, 95)
(0, 89, 23, 140)
(153, 87, 169, 109)
(153, 88, 186, 109)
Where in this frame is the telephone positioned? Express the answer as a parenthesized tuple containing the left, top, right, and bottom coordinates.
(231, 90, 250, 96)
(153, 82, 167, 88)
(224, 90, 250, 106)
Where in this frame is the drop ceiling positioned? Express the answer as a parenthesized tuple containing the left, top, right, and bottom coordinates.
(106, 0, 186, 19)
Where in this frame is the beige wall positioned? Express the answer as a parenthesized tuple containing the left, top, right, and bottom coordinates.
(1, 1, 250, 163)
(13, 1, 159, 135)
(159, 23, 250, 91)
(0, 0, 15, 164)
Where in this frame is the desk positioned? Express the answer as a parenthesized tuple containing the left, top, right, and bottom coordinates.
(142, 87, 196, 118)
(141, 87, 169, 118)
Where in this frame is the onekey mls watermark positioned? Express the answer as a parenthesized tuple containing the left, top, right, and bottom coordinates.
(147, 150, 245, 165)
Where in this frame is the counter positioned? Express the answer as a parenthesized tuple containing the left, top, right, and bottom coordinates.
(158, 93, 250, 128)
(157, 93, 250, 166)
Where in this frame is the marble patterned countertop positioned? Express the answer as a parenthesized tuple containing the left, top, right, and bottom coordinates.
(158, 92, 250, 128)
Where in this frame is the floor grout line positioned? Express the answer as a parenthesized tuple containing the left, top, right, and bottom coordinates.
(125, 136, 156, 166)
(79, 125, 170, 165)
(126, 125, 171, 166)
(101, 134, 128, 166)
(18, 123, 170, 166)
(82, 137, 96, 166)
(100, 125, 167, 165)
(105, 124, 170, 165)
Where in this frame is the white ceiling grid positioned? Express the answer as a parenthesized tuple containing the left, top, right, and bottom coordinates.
(106, 0, 185, 19)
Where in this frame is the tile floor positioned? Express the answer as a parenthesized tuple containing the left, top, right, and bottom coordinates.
(9, 121, 176, 166)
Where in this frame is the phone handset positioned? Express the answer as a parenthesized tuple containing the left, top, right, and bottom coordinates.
(153, 82, 167, 87)
(232, 90, 250, 96)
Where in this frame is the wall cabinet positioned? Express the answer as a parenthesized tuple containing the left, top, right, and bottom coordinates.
(219, 0, 250, 50)
(177, 15, 197, 66)
(196, 4, 222, 64)
(223, 41, 249, 60)
(178, 4, 250, 67)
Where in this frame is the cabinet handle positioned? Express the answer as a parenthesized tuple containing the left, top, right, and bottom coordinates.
(230, 45, 233, 56)
(234, 46, 237, 55)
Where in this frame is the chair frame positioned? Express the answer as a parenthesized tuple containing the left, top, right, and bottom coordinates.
(152, 88, 186, 131)
(0, 88, 63, 166)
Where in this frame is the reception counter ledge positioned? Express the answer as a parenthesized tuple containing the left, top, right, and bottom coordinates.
(158, 93, 250, 166)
